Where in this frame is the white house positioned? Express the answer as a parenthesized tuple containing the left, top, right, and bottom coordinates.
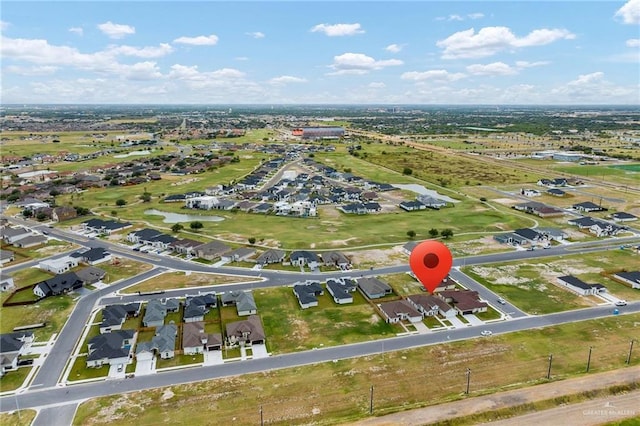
(39, 255, 79, 274)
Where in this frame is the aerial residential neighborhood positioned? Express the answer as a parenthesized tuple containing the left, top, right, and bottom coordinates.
(1, 1, 640, 422)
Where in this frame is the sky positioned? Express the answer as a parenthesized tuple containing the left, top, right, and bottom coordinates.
(1, 1, 639, 105)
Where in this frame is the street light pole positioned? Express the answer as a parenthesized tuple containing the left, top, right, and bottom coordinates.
(586, 346, 593, 373)
(547, 354, 553, 380)
(627, 340, 635, 365)
(465, 368, 471, 395)
(260, 405, 263, 426)
(369, 385, 374, 414)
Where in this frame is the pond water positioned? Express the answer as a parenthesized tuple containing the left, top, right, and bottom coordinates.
(144, 209, 224, 224)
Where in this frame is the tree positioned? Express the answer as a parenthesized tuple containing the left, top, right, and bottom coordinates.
(441, 229, 454, 239)
(406, 230, 416, 239)
(140, 192, 152, 202)
(248, 237, 256, 245)
(428, 228, 439, 238)
(116, 199, 127, 207)
(402, 167, 413, 175)
(171, 223, 184, 233)
(22, 209, 33, 218)
(190, 221, 203, 231)
(36, 212, 48, 221)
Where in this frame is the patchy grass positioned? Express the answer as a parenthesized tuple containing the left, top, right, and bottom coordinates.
(9, 268, 54, 289)
(73, 314, 640, 426)
(68, 356, 109, 382)
(0, 366, 32, 392)
(98, 258, 153, 284)
(0, 296, 74, 340)
(121, 271, 257, 294)
(156, 354, 202, 369)
(384, 273, 426, 296)
(0, 410, 37, 426)
(256, 286, 402, 353)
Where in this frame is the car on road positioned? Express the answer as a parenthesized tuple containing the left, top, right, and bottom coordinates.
(480, 330, 493, 336)
(615, 300, 627, 306)
(497, 297, 506, 305)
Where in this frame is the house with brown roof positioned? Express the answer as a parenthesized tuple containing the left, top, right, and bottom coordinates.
(195, 241, 231, 261)
(378, 300, 423, 324)
(407, 294, 457, 318)
(52, 206, 77, 222)
(225, 315, 265, 347)
(183, 321, 222, 354)
(437, 290, 488, 315)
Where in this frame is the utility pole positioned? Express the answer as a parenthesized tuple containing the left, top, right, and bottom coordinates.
(465, 368, 471, 395)
(586, 346, 593, 373)
(369, 385, 374, 414)
(260, 405, 263, 426)
(627, 340, 635, 365)
(547, 354, 553, 380)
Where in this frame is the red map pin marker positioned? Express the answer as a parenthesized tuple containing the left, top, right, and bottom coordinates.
(409, 240, 453, 293)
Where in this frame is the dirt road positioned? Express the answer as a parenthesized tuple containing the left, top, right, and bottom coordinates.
(348, 366, 640, 426)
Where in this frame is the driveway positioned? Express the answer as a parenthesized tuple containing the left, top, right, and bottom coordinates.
(203, 350, 223, 366)
(412, 322, 430, 333)
(134, 357, 155, 376)
(251, 344, 269, 359)
(463, 314, 484, 326)
(447, 316, 467, 328)
(108, 363, 126, 379)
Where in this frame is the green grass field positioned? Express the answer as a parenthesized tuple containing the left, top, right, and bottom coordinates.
(0, 296, 74, 341)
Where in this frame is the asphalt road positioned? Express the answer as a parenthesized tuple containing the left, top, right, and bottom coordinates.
(2, 302, 639, 413)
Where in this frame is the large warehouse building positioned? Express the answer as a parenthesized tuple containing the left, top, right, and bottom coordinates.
(292, 126, 345, 140)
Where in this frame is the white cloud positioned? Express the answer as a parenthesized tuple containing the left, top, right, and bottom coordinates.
(107, 43, 173, 58)
(68, 27, 83, 36)
(515, 60, 550, 68)
(401, 69, 466, 82)
(436, 13, 485, 22)
(0, 21, 9, 32)
(437, 26, 576, 59)
(468, 13, 485, 20)
(466, 62, 516, 75)
(269, 75, 307, 85)
(5, 65, 58, 75)
(118, 61, 163, 81)
(626, 38, 640, 47)
(448, 14, 464, 21)
(368, 82, 386, 88)
(235, 56, 249, 61)
(328, 53, 402, 75)
(97, 21, 135, 39)
(173, 34, 219, 46)
(615, 0, 640, 24)
(385, 44, 404, 53)
(246, 32, 265, 39)
(310, 23, 364, 37)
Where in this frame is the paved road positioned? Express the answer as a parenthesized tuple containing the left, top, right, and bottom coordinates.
(2, 302, 639, 413)
(32, 403, 78, 426)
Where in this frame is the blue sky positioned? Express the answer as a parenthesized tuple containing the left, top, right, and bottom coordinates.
(1, 1, 639, 104)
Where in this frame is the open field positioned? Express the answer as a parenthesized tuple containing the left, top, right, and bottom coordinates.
(119, 271, 256, 294)
(0, 410, 37, 426)
(464, 249, 640, 314)
(0, 296, 75, 341)
(256, 286, 402, 353)
(73, 313, 640, 426)
(98, 258, 154, 284)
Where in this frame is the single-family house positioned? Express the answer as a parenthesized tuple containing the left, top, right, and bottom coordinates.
(82, 219, 132, 235)
(437, 290, 488, 315)
(127, 228, 162, 245)
(0, 274, 15, 292)
(292, 282, 324, 309)
(221, 247, 256, 263)
(142, 299, 180, 327)
(289, 250, 320, 268)
(537, 178, 567, 187)
(320, 251, 351, 269)
(378, 300, 423, 323)
(2, 227, 32, 244)
(52, 206, 77, 222)
(399, 200, 426, 211)
(0, 249, 15, 265)
(513, 228, 545, 244)
(547, 188, 566, 197)
(195, 241, 232, 261)
(12, 234, 47, 248)
(256, 249, 285, 265)
(0, 332, 34, 377)
(33, 272, 84, 298)
(225, 315, 265, 346)
(86, 329, 136, 368)
(407, 294, 457, 318)
(357, 277, 393, 299)
(325, 278, 357, 304)
(613, 271, 640, 289)
(169, 238, 203, 256)
(75, 266, 107, 284)
(100, 303, 141, 334)
(537, 228, 568, 242)
(416, 195, 448, 209)
(521, 189, 541, 197)
(183, 321, 223, 354)
(71, 247, 112, 265)
(221, 291, 257, 316)
(136, 324, 177, 360)
(557, 275, 607, 296)
(568, 216, 597, 229)
(513, 202, 565, 218)
(573, 201, 606, 213)
(402, 241, 419, 256)
(611, 212, 638, 222)
(183, 293, 217, 323)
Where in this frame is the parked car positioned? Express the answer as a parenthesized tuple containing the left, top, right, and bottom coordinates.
(615, 300, 627, 306)
(117, 364, 123, 372)
(480, 330, 493, 336)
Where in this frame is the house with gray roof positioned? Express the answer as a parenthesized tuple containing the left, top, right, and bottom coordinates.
(183, 293, 217, 323)
(86, 329, 136, 368)
(221, 291, 257, 316)
(357, 277, 393, 299)
(195, 241, 232, 261)
(142, 299, 180, 327)
(326, 278, 357, 304)
(320, 251, 351, 269)
(407, 294, 457, 318)
(557, 275, 606, 296)
(256, 249, 285, 265)
(221, 247, 256, 263)
(82, 219, 132, 235)
(33, 272, 83, 299)
(12, 234, 47, 248)
(75, 266, 106, 284)
(2, 227, 33, 244)
(293, 282, 324, 309)
(0, 332, 34, 377)
(100, 303, 141, 333)
(0, 249, 15, 265)
(289, 250, 320, 268)
(0, 273, 15, 292)
(136, 324, 177, 360)
(613, 271, 640, 289)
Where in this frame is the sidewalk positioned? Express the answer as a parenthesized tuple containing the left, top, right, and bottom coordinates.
(348, 366, 640, 426)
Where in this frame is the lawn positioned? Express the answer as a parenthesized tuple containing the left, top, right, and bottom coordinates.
(0, 410, 37, 426)
(463, 249, 640, 315)
(120, 271, 258, 294)
(99, 259, 153, 284)
(68, 356, 109, 382)
(73, 313, 640, 426)
(0, 296, 75, 340)
(256, 286, 402, 353)
(0, 366, 32, 392)
(9, 269, 54, 289)
(156, 354, 203, 369)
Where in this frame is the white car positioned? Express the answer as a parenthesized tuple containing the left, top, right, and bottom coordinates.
(615, 300, 627, 306)
(480, 330, 493, 336)
(497, 297, 506, 305)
